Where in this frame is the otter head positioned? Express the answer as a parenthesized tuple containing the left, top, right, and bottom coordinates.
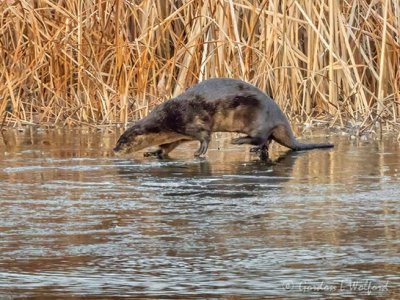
(113, 125, 149, 155)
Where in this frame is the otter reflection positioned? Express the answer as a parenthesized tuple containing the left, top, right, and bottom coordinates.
(115, 150, 303, 198)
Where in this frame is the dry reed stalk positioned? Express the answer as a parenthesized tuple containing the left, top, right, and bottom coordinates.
(377, 0, 389, 117)
(0, 0, 398, 131)
(328, 0, 338, 116)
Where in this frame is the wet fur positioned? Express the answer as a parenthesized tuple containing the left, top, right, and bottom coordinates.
(114, 78, 333, 158)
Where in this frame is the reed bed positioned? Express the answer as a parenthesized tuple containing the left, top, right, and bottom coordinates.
(0, 0, 399, 131)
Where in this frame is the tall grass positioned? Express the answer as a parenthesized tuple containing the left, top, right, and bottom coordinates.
(0, 0, 399, 129)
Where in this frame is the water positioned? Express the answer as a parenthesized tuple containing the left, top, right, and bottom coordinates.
(0, 128, 399, 299)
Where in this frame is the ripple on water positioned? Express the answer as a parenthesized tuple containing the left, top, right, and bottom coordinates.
(0, 132, 399, 298)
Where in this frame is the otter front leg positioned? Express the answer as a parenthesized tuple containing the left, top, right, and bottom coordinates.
(194, 139, 209, 157)
(193, 131, 211, 157)
(143, 140, 184, 159)
(143, 149, 163, 158)
(184, 123, 212, 157)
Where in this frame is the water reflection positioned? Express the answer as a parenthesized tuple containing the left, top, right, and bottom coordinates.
(0, 128, 399, 299)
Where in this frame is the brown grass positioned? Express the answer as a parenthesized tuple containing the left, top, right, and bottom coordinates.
(0, 0, 399, 130)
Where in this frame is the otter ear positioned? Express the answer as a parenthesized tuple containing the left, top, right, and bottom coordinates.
(132, 127, 145, 136)
(126, 125, 142, 135)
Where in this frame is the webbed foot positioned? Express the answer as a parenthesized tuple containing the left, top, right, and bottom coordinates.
(194, 140, 209, 157)
(232, 135, 264, 145)
(143, 149, 166, 159)
(249, 144, 269, 160)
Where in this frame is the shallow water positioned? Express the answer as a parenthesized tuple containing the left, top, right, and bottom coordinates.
(0, 128, 399, 299)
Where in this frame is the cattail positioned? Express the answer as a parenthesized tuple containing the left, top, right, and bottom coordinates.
(0, 0, 398, 128)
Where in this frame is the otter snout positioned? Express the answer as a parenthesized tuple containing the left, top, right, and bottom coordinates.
(113, 137, 130, 155)
(113, 141, 123, 152)
(112, 144, 123, 156)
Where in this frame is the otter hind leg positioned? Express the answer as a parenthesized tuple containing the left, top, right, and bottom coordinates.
(232, 135, 272, 160)
(250, 141, 271, 160)
(231, 135, 264, 146)
(252, 139, 270, 151)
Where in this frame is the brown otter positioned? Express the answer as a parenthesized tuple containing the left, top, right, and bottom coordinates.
(113, 78, 333, 158)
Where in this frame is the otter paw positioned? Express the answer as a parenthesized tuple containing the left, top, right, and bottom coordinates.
(231, 136, 251, 145)
(250, 146, 261, 152)
(143, 149, 162, 157)
(259, 150, 269, 161)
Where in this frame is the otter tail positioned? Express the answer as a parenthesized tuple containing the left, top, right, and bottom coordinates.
(289, 141, 334, 151)
(271, 124, 334, 151)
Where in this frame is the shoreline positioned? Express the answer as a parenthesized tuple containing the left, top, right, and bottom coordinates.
(1, 120, 399, 140)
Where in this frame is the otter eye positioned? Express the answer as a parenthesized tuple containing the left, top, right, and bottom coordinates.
(118, 136, 128, 144)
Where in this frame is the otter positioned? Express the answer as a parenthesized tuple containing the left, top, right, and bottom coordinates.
(113, 78, 333, 158)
